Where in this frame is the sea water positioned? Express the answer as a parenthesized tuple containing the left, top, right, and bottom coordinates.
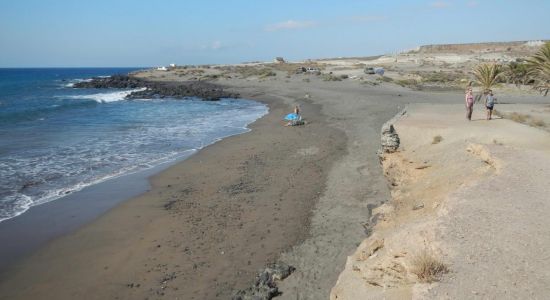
(0, 68, 268, 222)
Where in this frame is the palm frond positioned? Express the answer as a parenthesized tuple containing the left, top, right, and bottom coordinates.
(526, 42, 550, 96)
(504, 61, 529, 86)
(473, 63, 504, 92)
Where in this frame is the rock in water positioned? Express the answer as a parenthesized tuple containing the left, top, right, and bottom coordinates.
(233, 263, 295, 300)
(380, 123, 400, 153)
(73, 74, 239, 100)
(73, 74, 144, 89)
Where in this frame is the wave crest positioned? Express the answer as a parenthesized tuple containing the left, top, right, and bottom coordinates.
(68, 88, 146, 103)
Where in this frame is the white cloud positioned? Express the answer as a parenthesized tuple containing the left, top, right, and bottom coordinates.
(265, 20, 316, 32)
(430, 1, 450, 8)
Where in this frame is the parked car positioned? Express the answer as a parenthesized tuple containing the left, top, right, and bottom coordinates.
(306, 67, 320, 73)
(364, 67, 375, 74)
(364, 67, 385, 75)
(374, 67, 385, 76)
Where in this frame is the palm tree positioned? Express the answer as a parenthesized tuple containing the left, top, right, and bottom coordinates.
(473, 63, 504, 93)
(504, 61, 530, 86)
(526, 41, 550, 96)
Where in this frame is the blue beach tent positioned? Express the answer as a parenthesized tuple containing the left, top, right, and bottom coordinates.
(284, 113, 300, 121)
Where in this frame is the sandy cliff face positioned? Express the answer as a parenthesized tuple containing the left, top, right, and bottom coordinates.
(331, 103, 550, 299)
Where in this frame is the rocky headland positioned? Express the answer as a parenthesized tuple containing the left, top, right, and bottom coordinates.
(74, 74, 239, 100)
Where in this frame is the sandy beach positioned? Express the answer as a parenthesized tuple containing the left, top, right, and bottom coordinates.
(1, 41, 550, 300)
(0, 88, 346, 299)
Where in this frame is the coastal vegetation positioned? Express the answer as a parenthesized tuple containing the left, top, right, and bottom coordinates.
(395, 78, 420, 89)
(471, 41, 550, 96)
(377, 75, 394, 82)
(321, 73, 343, 81)
(473, 63, 504, 93)
(415, 70, 463, 84)
(432, 135, 443, 144)
(526, 41, 550, 96)
(411, 250, 449, 283)
(504, 61, 530, 86)
(494, 110, 547, 128)
(234, 66, 277, 79)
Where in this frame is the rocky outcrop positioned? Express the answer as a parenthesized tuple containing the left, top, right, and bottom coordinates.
(74, 74, 239, 100)
(380, 123, 400, 153)
(233, 263, 295, 300)
(73, 74, 144, 89)
(378, 109, 406, 156)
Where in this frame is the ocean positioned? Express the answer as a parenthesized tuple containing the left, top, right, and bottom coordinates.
(0, 68, 268, 222)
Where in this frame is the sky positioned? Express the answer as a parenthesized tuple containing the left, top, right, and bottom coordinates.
(0, 0, 549, 67)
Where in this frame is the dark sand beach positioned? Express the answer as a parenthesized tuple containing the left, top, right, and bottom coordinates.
(0, 90, 346, 299)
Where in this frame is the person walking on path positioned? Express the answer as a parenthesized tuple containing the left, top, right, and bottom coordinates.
(485, 90, 496, 120)
(465, 88, 475, 121)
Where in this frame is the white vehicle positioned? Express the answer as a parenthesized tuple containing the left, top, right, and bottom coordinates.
(306, 67, 320, 73)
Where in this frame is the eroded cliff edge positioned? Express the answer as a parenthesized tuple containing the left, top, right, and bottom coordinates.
(331, 103, 550, 299)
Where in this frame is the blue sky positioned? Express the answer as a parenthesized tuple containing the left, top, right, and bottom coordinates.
(1, 0, 549, 67)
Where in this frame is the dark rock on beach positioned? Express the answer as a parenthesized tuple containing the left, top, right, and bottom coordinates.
(380, 123, 400, 153)
(129, 81, 239, 101)
(233, 263, 295, 300)
(73, 74, 144, 89)
(73, 74, 239, 100)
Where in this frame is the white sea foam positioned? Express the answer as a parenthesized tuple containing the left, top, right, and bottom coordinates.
(0, 98, 268, 223)
(68, 88, 146, 103)
(0, 194, 33, 222)
(0, 148, 198, 223)
(64, 78, 92, 88)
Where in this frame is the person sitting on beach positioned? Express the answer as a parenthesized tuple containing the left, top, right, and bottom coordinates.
(485, 90, 496, 120)
(465, 88, 474, 121)
(283, 105, 302, 126)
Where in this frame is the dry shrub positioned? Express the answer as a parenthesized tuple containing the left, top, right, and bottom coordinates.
(416, 71, 463, 84)
(267, 62, 326, 73)
(411, 250, 449, 283)
(396, 78, 419, 88)
(378, 76, 394, 82)
(508, 112, 529, 123)
(498, 111, 546, 128)
(234, 66, 276, 78)
(529, 118, 546, 127)
(199, 74, 219, 81)
(432, 135, 443, 144)
(321, 74, 342, 81)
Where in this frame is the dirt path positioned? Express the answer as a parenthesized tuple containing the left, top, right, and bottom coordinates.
(331, 104, 550, 299)
(426, 145, 550, 299)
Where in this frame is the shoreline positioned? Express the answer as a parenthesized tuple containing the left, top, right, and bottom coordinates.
(0, 98, 266, 273)
(0, 88, 347, 299)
